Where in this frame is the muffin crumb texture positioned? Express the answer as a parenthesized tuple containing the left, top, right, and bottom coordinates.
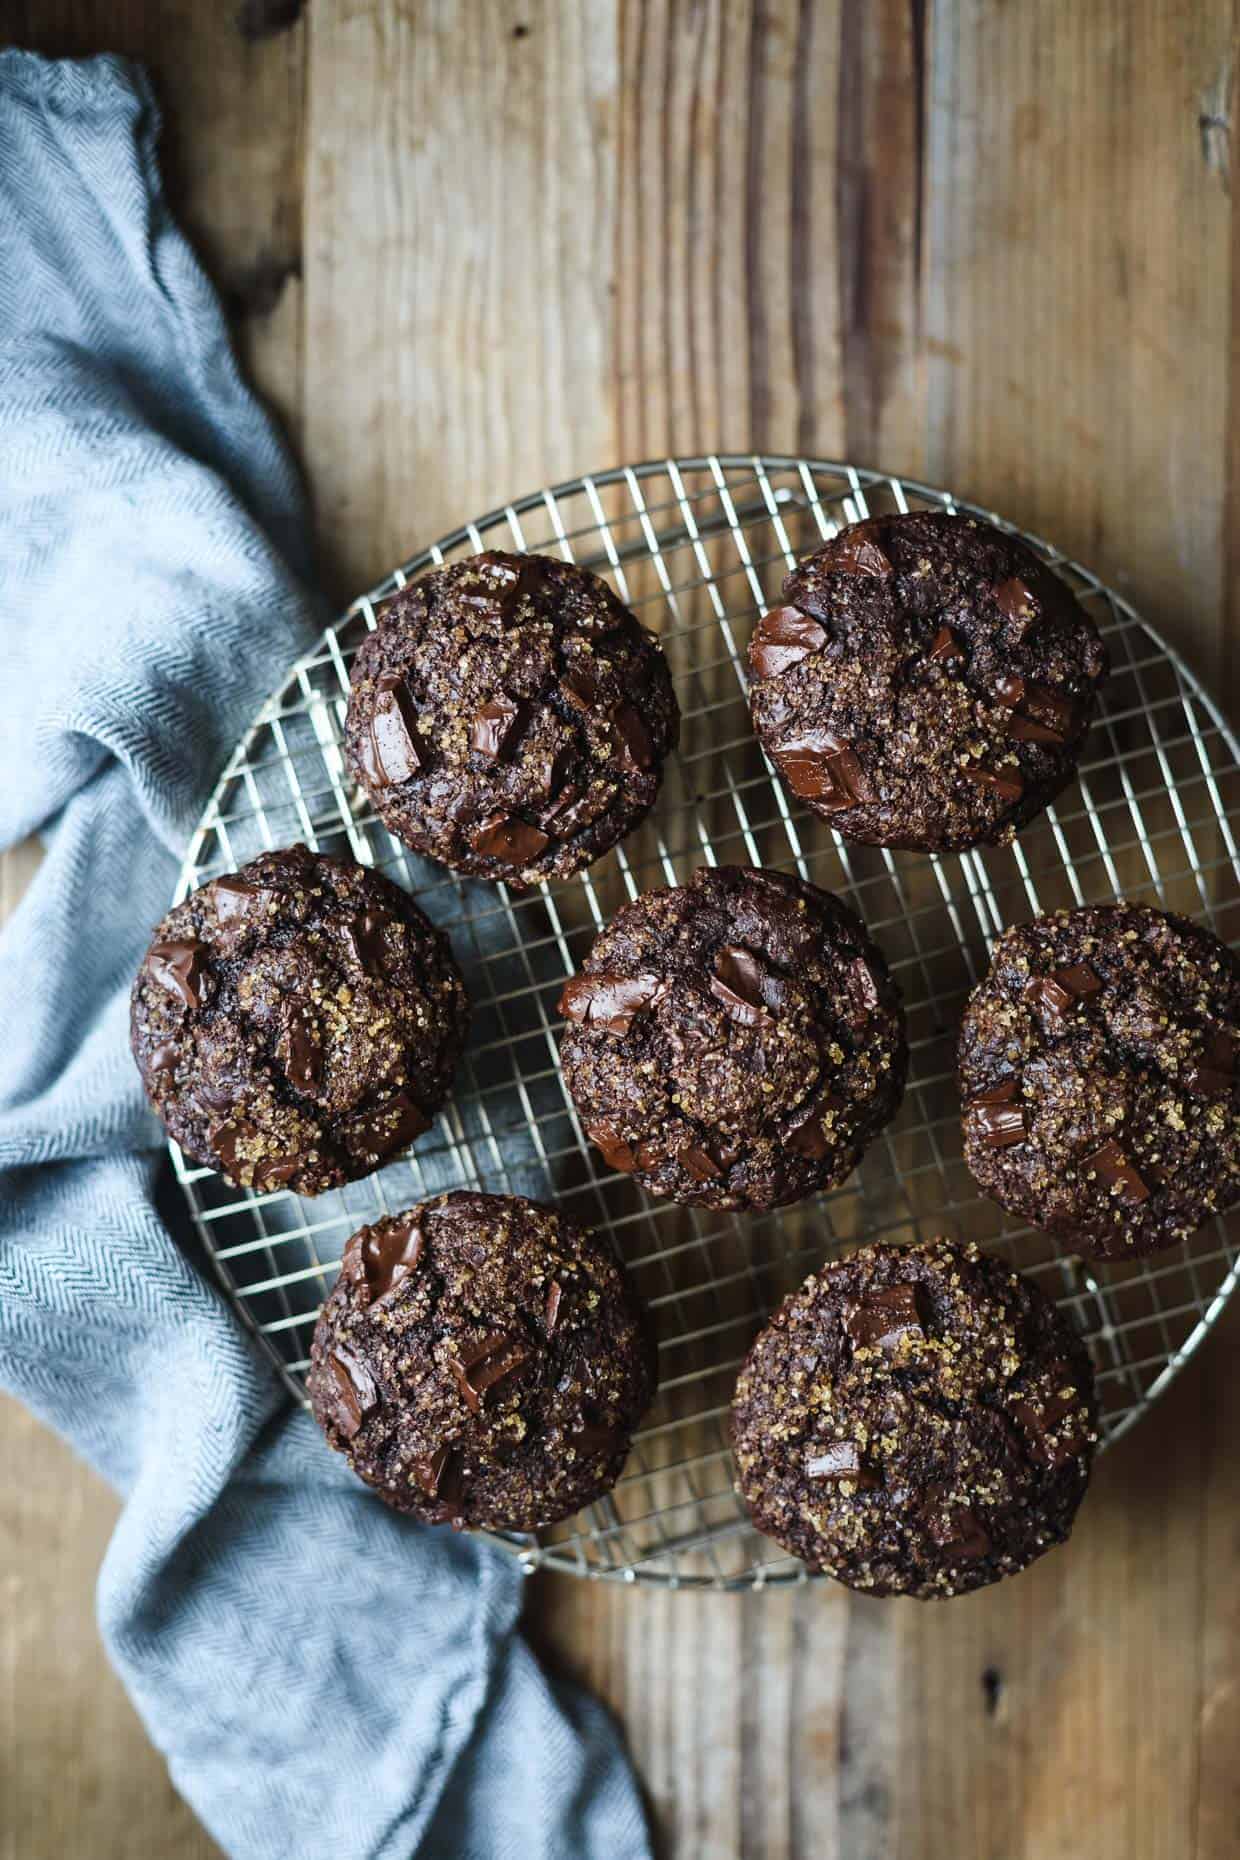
(958, 903, 1240, 1258)
(307, 1191, 656, 1531)
(731, 1238, 1097, 1598)
(130, 844, 468, 1195)
(345, 551, 679, 886)
(558, 865, 907, 1212)
(748, 512, 1108, 852)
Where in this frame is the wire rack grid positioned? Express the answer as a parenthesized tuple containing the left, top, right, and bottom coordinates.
(171, 455, 1240, 1591)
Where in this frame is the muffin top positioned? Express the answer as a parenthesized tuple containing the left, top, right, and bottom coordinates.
(747, 511, 1108, 852)
(731, 1238, 1097, 1598)
(958, 903, 1240, 1258)
(558, 865, 906, 1212)
(307, 1191, 656, 1531)
(344, 551, 679, 886)
(130, 845, 468, 1196)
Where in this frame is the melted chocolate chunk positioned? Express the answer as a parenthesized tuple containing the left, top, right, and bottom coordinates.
(1082, 1139, 1149, 1205)
(613, 704, 655, 776)
(587, 1121, 639, 1172)
(786, 1096, 839, 1159)
(254, 1155, 301, 1192)
(772, 732, 873, 810)
(343, 1092, 430, 1161)
(748, 606, 829, 680)
(964, 1080, 1028, 1148)
(470, 694, 527, 759)
(1186, 1028, 1236, 1097)
(805, 1440, 880, 1486)
(558, 971, 667, 1036)
(927, 1498, 991, 1560)
(993, 577, 1035, 624)
(452, 1330, 530, 1409)
(569, 1422, 624, 1457)
(831, 527, 892, 576)
(276, 998, 321, 1095)
(1024, 962, 1102, 1019)
(843, 1283, 925, 1352)
(369, 673, 428, 784)
(560, 664, 599, 712)
(341, 909, 391, 978)
(709, 945, 770, 1027)
(679, 1141, 722, 1182)
(1011, 1368, 1086, 1468)
(146, 939, 206, 1010)
(467, 813, 550, 866)
(544, 1279, 564, 1336)
(927, 625, 964, 664)
(961, 765, 1024, 803)
(326, 1344, 380, 1439)
(357, 1218, 426, 1305)
(213, 876, 267, 925)
(150, 1040, 179, 1076)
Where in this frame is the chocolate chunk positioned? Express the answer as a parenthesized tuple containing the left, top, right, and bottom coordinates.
(254, 1155, 301, 1192)
(150, 1040, 179, 1076)
(927, 625, 964, 664)
(587, 1121, 639, 1172)
(961, 764, 1025, 803)
(451, 1330, 531, 1408)
(786, 1096, 840, 1159)
(412, 1444, 453, 1498)
(612, 704, 655, 775)
(414, 1445, 466, 1524)
(467, 812, 550, 866)
(993, 577, 1034, 624)
(805, 1440, 880, 1486)
(369, 673, 428, 785)
(560, 663, 599, 712)
(927, 1498, 991, 1560)
(995, 674, 1076, 747)
(847, 955, 880, 1017)
(1186, 1028, 1236, 1097)
(964, 1080, 1028, 1148)
(830, 526, 891, 576)
(679, 1141, 722, 1182)
(1011, 1368, 1086, 1468)
(276, 998, 321, 1094)
(208, 1120, 249, 1176)
(558, 971, 667, 1036)
(147, 939, 206, 1011)
(358, 1219, 425, 1305)
(213, 876, 267, 925)
(1081, 1139, 1149, 1205)
(529, 744, 573, 802)
(710, 945, 770, 1027)
(843, 1283, 925, 1352)
(342, 909, 391, 978)
(460, 551, 539, 617)
(772, 731, 873, 810)
(326, 1344, 379, 1439)
(1024, 962, 1102, 1019)
(343, 1091, 431, 1161)
(470, 694, 527, 759)
(544, 1279, 564, 1336)
(748, 606, 829, 680)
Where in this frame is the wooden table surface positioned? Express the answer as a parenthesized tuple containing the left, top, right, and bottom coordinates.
(4, 4, 1239, 1857)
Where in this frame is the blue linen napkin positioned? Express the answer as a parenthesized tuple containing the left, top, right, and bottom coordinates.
(0, 51, 651, 1860)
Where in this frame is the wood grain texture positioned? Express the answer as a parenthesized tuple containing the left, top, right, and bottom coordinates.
(3, 2, 1240, 1857)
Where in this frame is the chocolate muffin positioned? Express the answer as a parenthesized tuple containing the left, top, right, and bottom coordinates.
(958, 904, 1240, 1260)
(731, 1238, 1097, 1597)
(344, 551, 679, 887)
(557, 865, 906, 1211)
(747, 511, 1108, 852)
(307, 1191, 656, 1531)
(130, 845, 469, 1196)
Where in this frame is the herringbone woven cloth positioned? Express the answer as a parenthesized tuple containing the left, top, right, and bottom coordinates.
(0, 51, 650, 1860)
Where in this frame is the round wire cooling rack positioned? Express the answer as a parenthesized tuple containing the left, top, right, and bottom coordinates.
(172, 455, 1240, 1591)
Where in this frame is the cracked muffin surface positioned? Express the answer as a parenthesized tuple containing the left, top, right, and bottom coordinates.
(731, 1238, 1097, 1598)
(958, 903, 1240, 1259)
(747, 511, 1108, 852)
(558, 865, 906, 1212)
(308, 1191, 656, 1531)
(130, 844, 468, 1195)
(344, 550, 679, 886)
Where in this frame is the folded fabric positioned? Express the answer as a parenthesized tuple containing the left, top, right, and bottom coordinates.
(0, 50, 650, 1860)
